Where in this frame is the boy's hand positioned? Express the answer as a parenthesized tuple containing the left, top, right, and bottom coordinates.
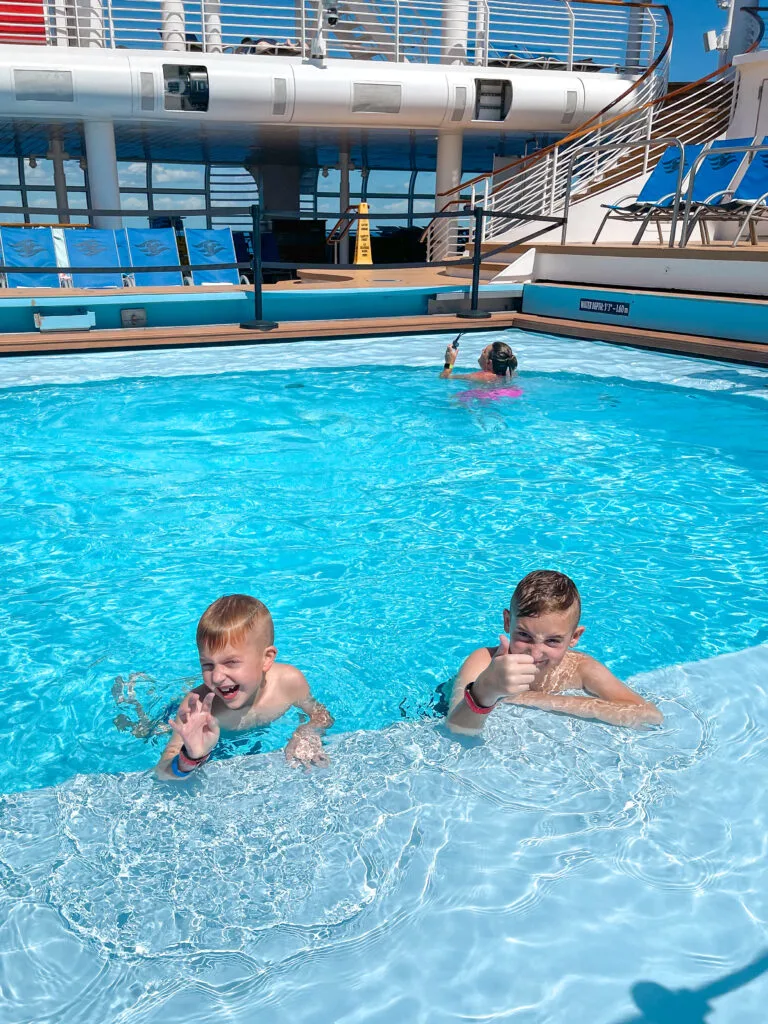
(170, 692, 220, 759)
(472, 635, 536, 707)
(285, 726, 330, 769)
(443, 344, 458, 368)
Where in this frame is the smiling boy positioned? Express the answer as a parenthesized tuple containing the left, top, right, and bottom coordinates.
(155, 594, 332, 780)
(447, 571, 663, 735)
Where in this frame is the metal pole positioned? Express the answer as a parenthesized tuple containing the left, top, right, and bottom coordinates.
(240, 202, 279, 330)
(457, 206, 491, 319)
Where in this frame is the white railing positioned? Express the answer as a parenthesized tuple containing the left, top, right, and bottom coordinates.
(445, 69, 738, 262)
(0, 0, 665, 72)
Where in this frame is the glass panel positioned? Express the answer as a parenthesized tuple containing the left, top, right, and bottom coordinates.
(64, 160, 85, 187)
(0, 191, 24, 223)
(151, 164, 205, 189)
(118, 162, 147, 189)
(0, 158, 20, 185)
(24, 160, 54, 187)
(26, 190, 57, 222)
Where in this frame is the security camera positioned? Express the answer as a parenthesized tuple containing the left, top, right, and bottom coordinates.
(326, 3, 338, 27)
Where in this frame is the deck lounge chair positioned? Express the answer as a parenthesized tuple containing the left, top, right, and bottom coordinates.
(63, 228, 124, 288)
(687, 141, 768, 246)
(126, 227, 183, 287)
(183, 227, 240, 285)
(0, 226, 60, 288)
(678, 137, 754, 245)
(592, 143, 705, 245)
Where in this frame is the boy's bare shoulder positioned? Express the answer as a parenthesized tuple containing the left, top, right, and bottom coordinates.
(270, 661, 310, 699)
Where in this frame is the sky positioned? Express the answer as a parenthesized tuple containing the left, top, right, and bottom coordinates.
(667, 0, 724, 81)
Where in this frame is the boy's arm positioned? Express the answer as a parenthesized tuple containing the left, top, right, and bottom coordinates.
(285, 671, 334, 767)
(510, 656, 663, 728)
(154, 689, 220, 780)
(446, 639, 536, 735)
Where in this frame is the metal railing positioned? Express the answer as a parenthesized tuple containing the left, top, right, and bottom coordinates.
(0, 0, 665, 69)
(423, 2, 672, 260)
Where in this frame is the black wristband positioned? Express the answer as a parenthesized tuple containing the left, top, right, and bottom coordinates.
(180, 744, 210, 766)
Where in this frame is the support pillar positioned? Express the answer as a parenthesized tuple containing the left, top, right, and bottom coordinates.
(161, 0, 185, 51)
(625, 7, 645, 70)
(339, 142, 350, 265)
(441, 0, 469, 65)
(48, 137, 70, 224)
(435, 130, 463, 256)
(83, 120, 122, 228)
(202, 0, 222, 52)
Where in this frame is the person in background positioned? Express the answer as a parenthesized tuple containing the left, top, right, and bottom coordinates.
(440, 340, 518, 381)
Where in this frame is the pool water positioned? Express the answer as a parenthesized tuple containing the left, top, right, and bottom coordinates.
(1, 345, 768, 793)
(1, 333, 768, 1022)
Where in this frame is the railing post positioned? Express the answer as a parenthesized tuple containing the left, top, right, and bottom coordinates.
(240, 203, 278, 331)
(395, 0, 400, 61)
(457, 206, 491, 320)
(563, 1, 575, 72)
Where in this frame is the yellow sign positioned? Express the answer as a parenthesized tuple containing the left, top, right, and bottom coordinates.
(354, 202, 373, 265)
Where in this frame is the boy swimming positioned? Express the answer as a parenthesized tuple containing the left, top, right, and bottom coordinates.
(155, 594, 333, 780)
(447, 571, 663, 734)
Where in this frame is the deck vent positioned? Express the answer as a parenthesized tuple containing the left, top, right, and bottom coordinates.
(273, 78, 288, 116)
(562, 89, 578, 124)
(140, 72, 155, 111)
(451, 86, 467, 122)
(352, 83, 402, 114)
(14, 69, 73, 102)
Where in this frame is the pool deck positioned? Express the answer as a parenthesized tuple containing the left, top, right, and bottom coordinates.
(2, 255, 768, 365)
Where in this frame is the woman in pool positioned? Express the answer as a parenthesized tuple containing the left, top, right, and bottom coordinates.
(439, 340, 518, 381)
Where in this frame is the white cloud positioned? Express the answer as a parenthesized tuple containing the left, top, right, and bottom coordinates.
(152, 164, 204, 186)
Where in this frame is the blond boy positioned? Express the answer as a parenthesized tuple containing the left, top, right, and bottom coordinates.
(156, 594, 332, 780)
(447, 571, 663, 735)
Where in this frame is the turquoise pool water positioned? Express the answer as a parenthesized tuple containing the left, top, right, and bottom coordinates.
(1, 342, 767, 793)
(1, 334, 768, 1022)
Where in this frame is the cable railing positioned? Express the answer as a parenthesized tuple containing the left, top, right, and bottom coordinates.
(0, 0, 666, 71)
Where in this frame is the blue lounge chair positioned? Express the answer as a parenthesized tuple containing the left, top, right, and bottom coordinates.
(679, 137, 754, 244)
(0, 226, 60, 288)
(689, 141, 768, 246)
(126, 227, 183, 287)
(64, 228, 123, 288)
(592, 144, 705, 245)
(184, 227, 240, 285)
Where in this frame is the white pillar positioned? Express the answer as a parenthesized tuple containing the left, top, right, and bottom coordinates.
(48, 137, 70, 223)
(74, 0, 105, 47)
(203, 0, 222, 53)
(339, 142, 350, 265)
(83, 120, 122, 228)
(161, 0, 185, 51)
(441, 0, 469, 65)
(625, 7, 645, 70)
(435, 130, 463, 255)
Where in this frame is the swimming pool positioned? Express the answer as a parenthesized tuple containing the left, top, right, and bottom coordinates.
(1, 332, 767, 1021)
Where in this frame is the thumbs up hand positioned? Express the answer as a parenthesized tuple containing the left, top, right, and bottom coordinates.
(471, 635, 536, 708)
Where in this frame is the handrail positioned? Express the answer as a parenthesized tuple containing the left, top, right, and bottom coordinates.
(326, 205, 360, 245)
(433, 2, 673, 202)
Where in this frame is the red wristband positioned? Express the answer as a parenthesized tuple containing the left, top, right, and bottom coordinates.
(464, 682, 495, 715)
(179, 745, 210, 767)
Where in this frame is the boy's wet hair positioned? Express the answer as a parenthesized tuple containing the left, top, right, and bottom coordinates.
(490, 341, 518, 377)
(511, 571, 581, 623)
(196, 594, 274, 651)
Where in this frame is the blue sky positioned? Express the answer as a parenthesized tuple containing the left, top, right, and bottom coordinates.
(667, 0, 725, 80)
